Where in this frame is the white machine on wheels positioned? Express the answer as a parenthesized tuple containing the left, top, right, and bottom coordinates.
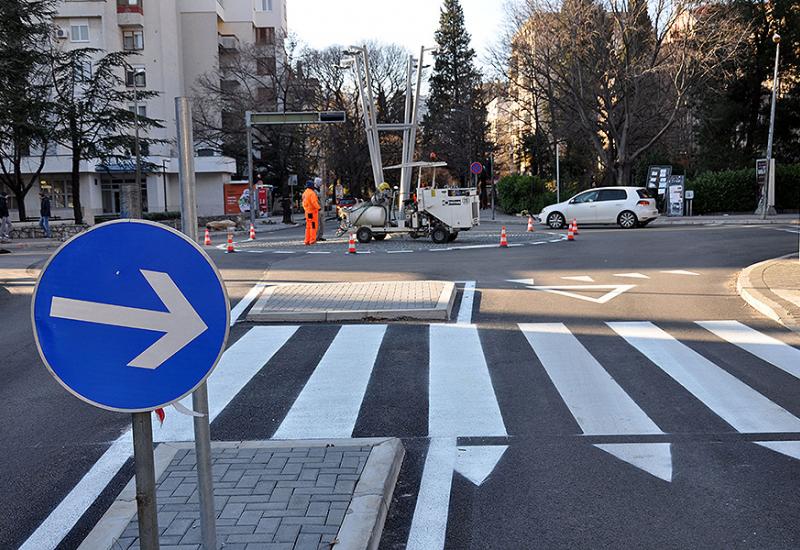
(340, 181, 480, 244)
(335, 44, 480, 244)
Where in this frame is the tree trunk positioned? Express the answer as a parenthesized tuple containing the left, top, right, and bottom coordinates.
(617, 162, 632, 187)
(13, 187, 27, 222)
(70, 137, 83, 225)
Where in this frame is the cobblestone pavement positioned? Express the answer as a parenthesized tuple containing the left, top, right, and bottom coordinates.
(113, 444, 371, 550)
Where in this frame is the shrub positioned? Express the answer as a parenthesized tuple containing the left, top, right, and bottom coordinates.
(143, 211, 181, 221)
(497, 174, 557, 215)
(686, 164, 800, 214)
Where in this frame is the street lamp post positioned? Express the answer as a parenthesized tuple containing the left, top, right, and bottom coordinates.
(762, 32, 781, 220)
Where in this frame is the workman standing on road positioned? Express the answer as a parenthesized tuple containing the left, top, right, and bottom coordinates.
(302, 180, 321, 245)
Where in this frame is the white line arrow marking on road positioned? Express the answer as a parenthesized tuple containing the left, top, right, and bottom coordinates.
(455, 445, 508, 486)
(528, 284, 636, 304)
(561, 275, 595, 282)
(49, 270, 208, 370)
(613, 272, 650, 279)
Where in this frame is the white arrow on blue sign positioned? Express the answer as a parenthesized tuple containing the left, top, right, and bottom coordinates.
(32, 220, 230, 413)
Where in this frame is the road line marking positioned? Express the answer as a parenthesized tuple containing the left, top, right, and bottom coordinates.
(529, 284, 636, 304)
(387, 250, 413, 254)
(520, 323, 663, 435)
(613, 272, 650, 279)
(273, 251, 295, 254)
(561, 276, 595, 283)
(20, 325, 298, 550)
(698, 321, 800, 380)
(609, 322, 800, 433)
(456, 281, 476, 325)
(406, 437, 457, 550)
(273, 325, 386, 439)
(156, 326, 299, 442)
(429, 325, 507, 437)
(306, 251, 331, 255)
(229, 280, 269, 326)
(660, 270, 700, 276)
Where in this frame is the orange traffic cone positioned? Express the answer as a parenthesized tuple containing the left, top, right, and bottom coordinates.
(203, 228, 212, 246)
(527, 216, 534, 232)
(500, 226, 509, 248)
(348, 233, 357, 254)
(226, 232, 235, 253)
(572, 218, 580, 235)
(567, 226, 575, 241)
(249, 224, 256, 240)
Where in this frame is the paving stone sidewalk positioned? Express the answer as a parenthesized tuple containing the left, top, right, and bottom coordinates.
(247, 281, 456, 322)
(82, 439, 403, 550)
(738, 255, 800, 331)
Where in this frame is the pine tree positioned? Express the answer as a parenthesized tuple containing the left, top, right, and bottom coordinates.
(423, 0, 489, 184)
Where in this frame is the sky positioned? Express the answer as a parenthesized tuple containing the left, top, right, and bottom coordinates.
(287, 0, 507, 66)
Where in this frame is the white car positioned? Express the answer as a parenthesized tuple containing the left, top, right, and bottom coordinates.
(537, 187, 659, 229)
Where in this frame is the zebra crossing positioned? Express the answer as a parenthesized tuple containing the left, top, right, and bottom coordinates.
(209, 319, 800, 468)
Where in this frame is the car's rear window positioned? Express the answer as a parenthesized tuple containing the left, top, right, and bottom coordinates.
(637, 189, 653, 199)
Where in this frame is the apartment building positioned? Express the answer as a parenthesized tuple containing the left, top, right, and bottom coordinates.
(11, 0, 287, 222)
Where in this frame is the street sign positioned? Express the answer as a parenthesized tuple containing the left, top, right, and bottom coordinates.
(32, 220, 230, 412)
(666, 175, 685, 217)
(470, 162, 483, 175)
(248, 111, 346, 126)
(647, 165, 672, 196)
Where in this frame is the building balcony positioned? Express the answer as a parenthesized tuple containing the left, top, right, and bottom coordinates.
(117, 0, 143, 27)
(218, 34, 240, 52)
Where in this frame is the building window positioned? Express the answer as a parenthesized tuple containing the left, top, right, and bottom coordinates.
(256, 0, 273, 11)
(255, 27, 275, 45)
(74, 61, 92, 82)
(40, 177, 74, 209)
(256, 57, 276, 76)
(122, 29, 144, 51)
(127, 103, 147, 117)
(116, 0, 143, 13)
(125, 65, 146, 87)
(70, 20, 89, 42)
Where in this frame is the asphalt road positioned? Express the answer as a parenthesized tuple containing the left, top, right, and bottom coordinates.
(2, 221, 799, 549)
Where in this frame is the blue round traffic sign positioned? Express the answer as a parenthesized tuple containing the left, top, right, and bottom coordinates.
(470, 162, 483, 175)
(32, 220, 230, 412)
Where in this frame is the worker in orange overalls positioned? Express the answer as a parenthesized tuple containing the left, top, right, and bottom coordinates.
(302, 180, 321, 245)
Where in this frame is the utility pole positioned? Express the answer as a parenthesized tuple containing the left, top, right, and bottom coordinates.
(762, 32, 781, 220)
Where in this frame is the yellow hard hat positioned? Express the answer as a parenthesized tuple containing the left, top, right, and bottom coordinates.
(378, 182, 390, 191)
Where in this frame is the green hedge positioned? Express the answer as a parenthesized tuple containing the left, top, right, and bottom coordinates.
(687, 164, 800, 214)
(497, 174, 556, 215)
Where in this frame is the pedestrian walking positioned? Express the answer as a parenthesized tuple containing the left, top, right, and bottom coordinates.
(0, 191, 11, 242)
(39, 192, 51, 238)
(302, 180, 320, 246)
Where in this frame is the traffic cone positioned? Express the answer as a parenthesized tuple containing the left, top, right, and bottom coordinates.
(567, 226, 575, 241)
(572, 218, 580, 235)
(500, 226, 509, 248)
(226, 232, 235, 253)
(249, 224, 256, 240)
(527, 216, 534, 232)
(203, 228, 212, 246)
(347, 233, 357, 254)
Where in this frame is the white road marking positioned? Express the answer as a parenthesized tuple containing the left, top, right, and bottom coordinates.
(306, 251, 331, 255)
(406, 438, 457, 550)
(429, 325, 507, 437)
(387, 250, 413, 254)
(561, 276, 595, 283)
(609, 322, 800, 433)
(273, 251, 295, 254)
(454, 445, 508, 486)
(156, 326, 299, 442)
(273, 325, 386, 439)
(614, 272, 650, 279)
(507, 278, 535, 286)
(660, 270, 700, 276)
(520, 324, 663, 435)
(229, 280, 269, 326)
(698, 321, 800, 380)
(520, 323, 671, 481)
(529, 285, 636, 304)
(456, 281, 476, 324)
(21, 325, 298, 550)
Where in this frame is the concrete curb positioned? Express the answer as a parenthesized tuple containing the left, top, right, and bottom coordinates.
(335, 438, 405, 550)
(737, 254, 800, 332)
(79, 438, 404, 550)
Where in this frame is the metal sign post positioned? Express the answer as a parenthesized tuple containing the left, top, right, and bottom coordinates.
(31, 220, 230, 550)
(176, 97, 218, 550)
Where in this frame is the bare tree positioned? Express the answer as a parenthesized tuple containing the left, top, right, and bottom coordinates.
(497, 0, 745, 185)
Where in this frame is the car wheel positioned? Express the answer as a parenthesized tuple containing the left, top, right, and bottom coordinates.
(547, 212, 566, 229)
(618, 211, 638, 229)
(431, 226, 449, 244)
(356, 226, 373, 243)
(373, 233, 387, 241)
